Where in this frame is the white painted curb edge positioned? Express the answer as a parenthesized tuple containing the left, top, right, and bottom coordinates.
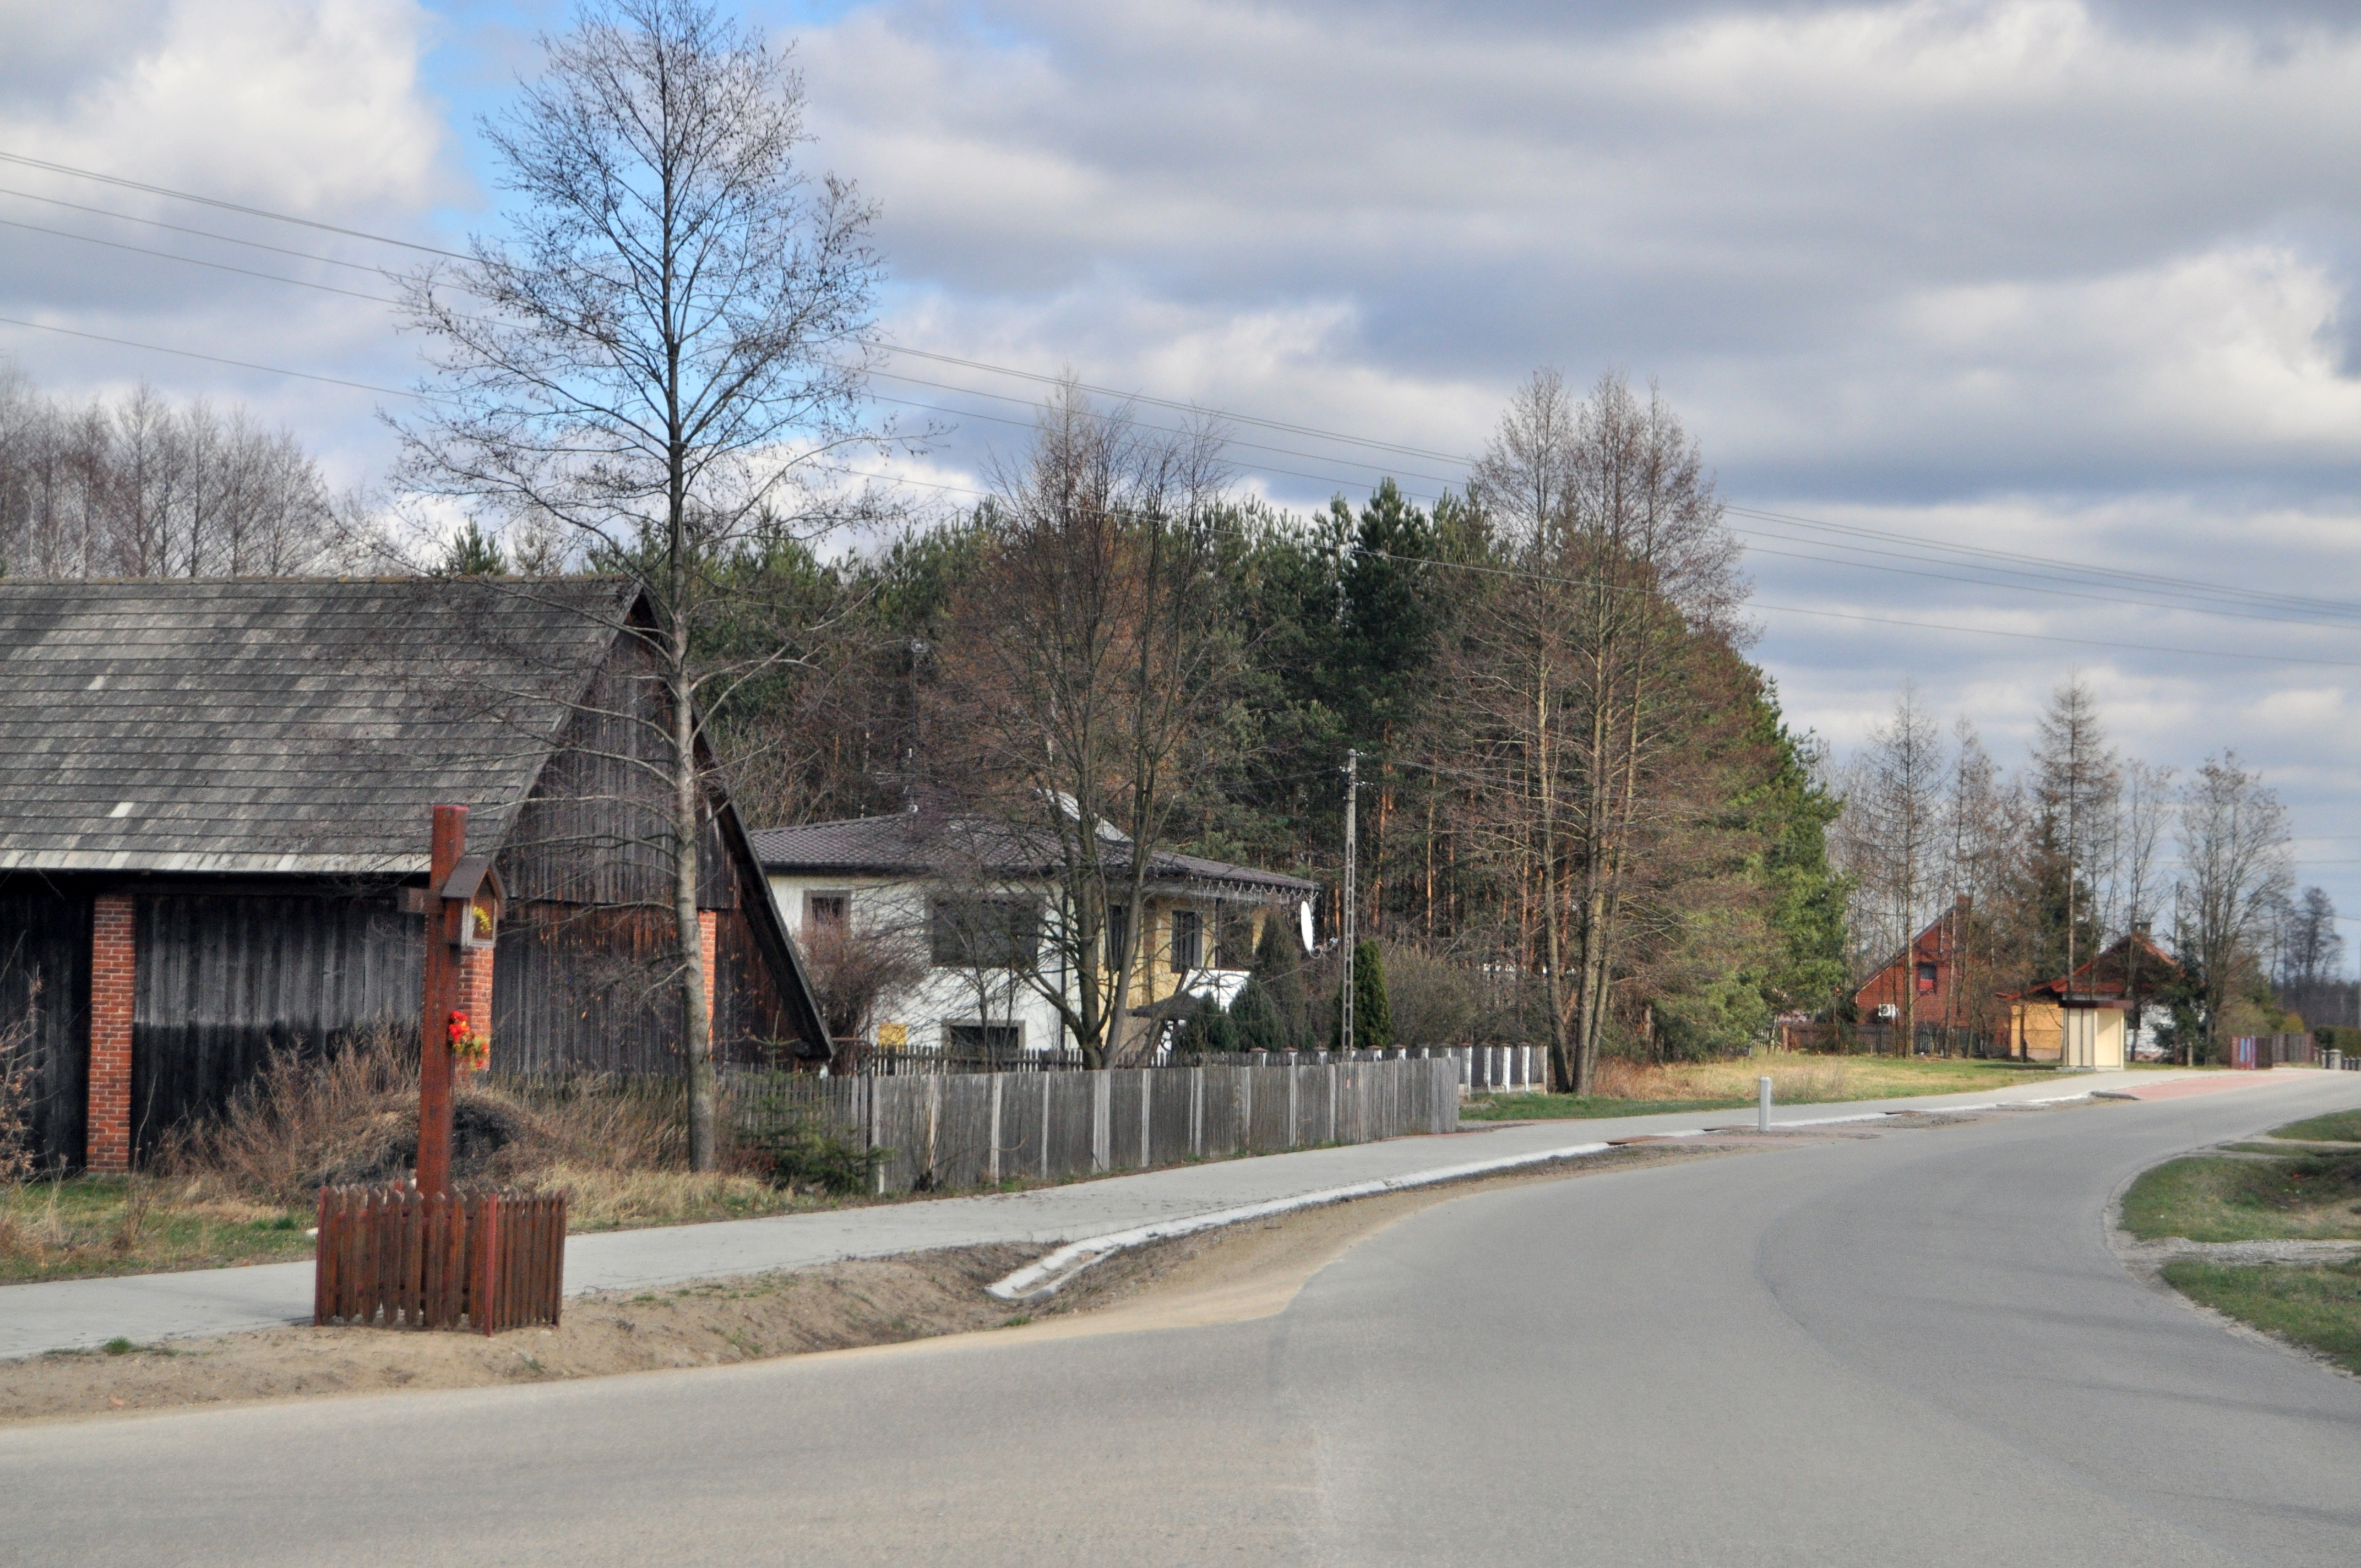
(984, 1141, 1615, 1304)
(984, 1087, 2102, 1305)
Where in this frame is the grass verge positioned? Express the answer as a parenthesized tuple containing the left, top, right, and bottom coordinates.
(2162, 1258, 2361, 1375)
(1462, 1054, 2053, 1123)
(2120, 1155, 2361, 1242)
(0, 1178, 313, 1284)
(2268, 1109, 2361, 1145)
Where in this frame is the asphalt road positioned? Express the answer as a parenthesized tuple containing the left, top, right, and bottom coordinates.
(7, 1072, 2359, 1566)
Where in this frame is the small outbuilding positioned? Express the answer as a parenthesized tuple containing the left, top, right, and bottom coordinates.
(2003, 932, 2180, 1068)
(0, 577, 826, 1172)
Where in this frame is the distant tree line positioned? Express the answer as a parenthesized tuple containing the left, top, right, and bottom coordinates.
(692, 372, 1849, 1090)
(1834, 677, 2301, 1061)
(0, 367, 352, 579)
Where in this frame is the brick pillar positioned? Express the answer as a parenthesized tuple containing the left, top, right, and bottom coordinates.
(457, 898, 497, 1072)
(698, 910, 718, 1031)
(86, 895, 136, 1172)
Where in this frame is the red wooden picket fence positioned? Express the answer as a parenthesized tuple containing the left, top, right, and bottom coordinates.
(313, 1185, 567, 1335)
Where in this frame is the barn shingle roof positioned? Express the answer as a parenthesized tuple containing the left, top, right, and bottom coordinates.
(0, 576, 640, 875)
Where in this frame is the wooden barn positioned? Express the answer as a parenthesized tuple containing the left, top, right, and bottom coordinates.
(0, 577, 827, 1172)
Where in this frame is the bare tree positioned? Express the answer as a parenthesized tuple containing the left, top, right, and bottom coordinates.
(1849, 683, 1945, 1053)
(931, 385, 1232, 1068)
(2175, 750, 2292, 1060)
(1459, 369, 1748, 1092)
(0, 367, 347, 579)
(394, 0, 883, 1166)
(2109, 758, 2174, 1041)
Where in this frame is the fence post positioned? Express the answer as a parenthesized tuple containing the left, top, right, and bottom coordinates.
(988, 1073, 1004, 1186)
(1041, 1072, 1052, 1180)
(867, 1076, 883, 1196)
(1287, 1062, 1299, 1148)
(1240, 1065, 1253, 1152)
(1191, 1065, 1204, 1157)
(1328, 1063, 1340, 1144)
(926, 1075, 942, 1186)
(1092, 1072, 1112, 1173)
(1140, 1070, 1154, 1168)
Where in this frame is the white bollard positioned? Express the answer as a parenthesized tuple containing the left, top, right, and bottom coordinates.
(1758, 1075, 1773, 1134)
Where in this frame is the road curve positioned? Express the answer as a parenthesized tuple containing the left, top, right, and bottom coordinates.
(5, 1073, 2359, 1566)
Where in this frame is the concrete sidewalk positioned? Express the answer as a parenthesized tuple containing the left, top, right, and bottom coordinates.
(2, 1066, 2338, 1360)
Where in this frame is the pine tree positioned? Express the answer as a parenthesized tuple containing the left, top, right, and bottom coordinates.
(1176, 992, 1239, 1053)
(1233, 914, 1307, 1052)
(1334, 939, 1393, 1050)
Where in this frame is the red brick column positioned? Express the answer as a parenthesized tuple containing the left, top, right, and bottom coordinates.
(87, 895, 136, 1172)
(457, 902, 496, 1074)
(698, 910, 718, 1031)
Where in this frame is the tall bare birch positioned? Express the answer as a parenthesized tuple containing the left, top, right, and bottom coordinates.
(2176, 750, 2291, 1059)
(394, 0, 882, 1167)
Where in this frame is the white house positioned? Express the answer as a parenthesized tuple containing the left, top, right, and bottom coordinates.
(750, 811, 1318, 1058)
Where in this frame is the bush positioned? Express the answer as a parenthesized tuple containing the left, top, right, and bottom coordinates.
(752, 1128, 885, 1194)
(159, 1026, 690, 1204)
(1176, 993, 1241, 1053)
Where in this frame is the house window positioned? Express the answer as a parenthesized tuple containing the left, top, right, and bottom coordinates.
(807, 892, 848, 932)
(946, 1022, 1021, 1059)
(1916, 962, 1938, 994)
(1171, 909, 1202, 973)
(1105, 903, 1131, 972)
(931, 897, 1040, 970)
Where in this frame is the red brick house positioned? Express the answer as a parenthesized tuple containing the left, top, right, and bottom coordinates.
(1853, 896, 1975, 1050)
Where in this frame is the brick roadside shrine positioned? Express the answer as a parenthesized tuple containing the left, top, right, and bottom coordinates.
(416, 803, 500, 1196)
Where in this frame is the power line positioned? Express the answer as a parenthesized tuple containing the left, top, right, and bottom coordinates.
(0, 215, 407, 309)
(1350, 547, 2361, 671)
(0, 149, 470, 261)
(0, 315, 421, 398)
(0, 185, 402, 275)
(12, 155, 2361, 649)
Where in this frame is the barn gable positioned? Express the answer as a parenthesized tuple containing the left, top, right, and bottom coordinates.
(0, 578, 825, 1170)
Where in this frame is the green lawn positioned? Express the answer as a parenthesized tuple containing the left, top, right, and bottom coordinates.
(2267, 1109, 2361, 1145)
(2163, 1259, 2361, 1375)
(0, 1177, 315, 1285)
(1461, 1057, 2054, 1123)
(2120, 1153, 2361, 1242)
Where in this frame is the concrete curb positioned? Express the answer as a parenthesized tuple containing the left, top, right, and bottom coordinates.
(986, 1090, 2109, 1304)
(984, 1141, 1614, 1303)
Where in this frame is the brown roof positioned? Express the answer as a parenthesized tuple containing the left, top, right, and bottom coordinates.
(2012, 933, 2182, 1003)
(750, 812, 1319, 902)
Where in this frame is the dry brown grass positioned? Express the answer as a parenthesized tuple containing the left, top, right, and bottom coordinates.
(139, 1028, 815, 1240)
(1588, 1052, 2049, 1106)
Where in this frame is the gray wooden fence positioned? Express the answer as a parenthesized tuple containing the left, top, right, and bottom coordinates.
(727, 1053, 1462, 1195)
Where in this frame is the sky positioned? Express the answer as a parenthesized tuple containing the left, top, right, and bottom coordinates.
(3, 0, 2360, 960)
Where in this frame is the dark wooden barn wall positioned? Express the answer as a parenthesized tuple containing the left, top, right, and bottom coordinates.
(0, 893, 93, 1172)
(714, 899, 792, 1058)
(497, 638, 732, 910)
(489, 900, 788, 1076)
(130, 894, 422, 1159)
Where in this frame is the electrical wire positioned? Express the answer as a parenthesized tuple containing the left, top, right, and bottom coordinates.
(11, 153, 2361, 645)
(0, 149, 470, 260)
(0, 184, 404, 275)
(0, 314, 421, 397)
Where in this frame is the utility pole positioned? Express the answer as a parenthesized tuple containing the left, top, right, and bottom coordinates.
(1341, 748, 1359, 1052)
